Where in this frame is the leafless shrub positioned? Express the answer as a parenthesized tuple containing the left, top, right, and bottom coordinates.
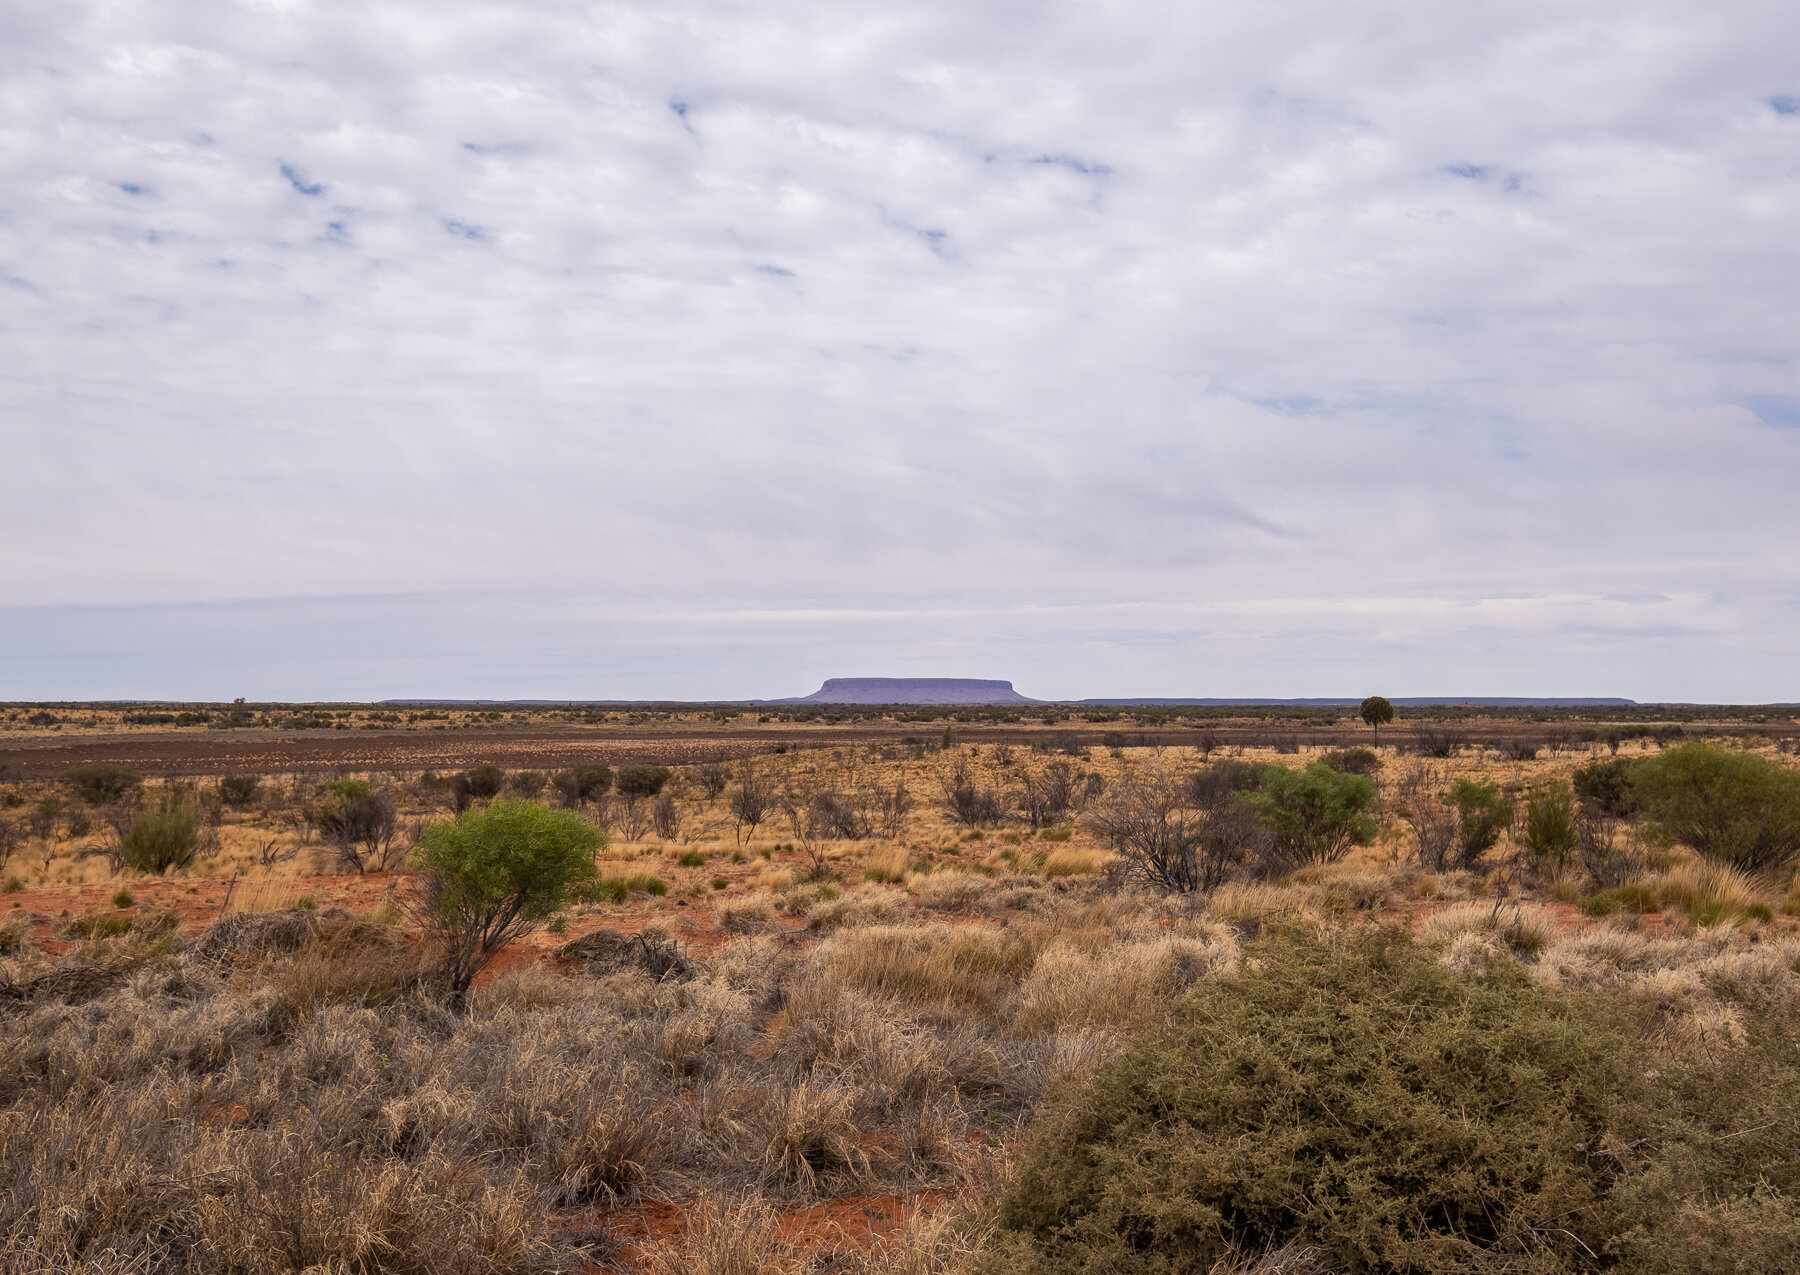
(653, 793, 682, 840)
(318, 786, 403, 873)
(878, 780, 913, 838)
(1412, 726, 1460, 758)
(696, 762, 730, 799)
(1498, 736, 1544, 761)
(730, 764, 778, 845)
(940, 757, 1005, 827)
(1020, 760, 1078, 829)
(1401, 799, 1463, 873)
(1086, 769, 1232, 893)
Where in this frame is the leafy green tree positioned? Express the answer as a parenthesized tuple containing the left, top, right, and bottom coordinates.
(1631, 742, 1800, 871)
(1359, 695, 1394, 744)
(1247, 763, 1377, 871)
(412, 799, 604, 1006)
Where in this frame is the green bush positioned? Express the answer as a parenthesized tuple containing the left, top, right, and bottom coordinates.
(573, 873, 667, 904)
(1522, 780, 1578, 871)
(988, 925, 1800, 1274)
(61, 763, 143, 805)
(677, 849, 706, 867)
(1450, 778, 1512, 862)
(413, 799, 605, 1004)
(121, 799, 200, 874)
(217, 774, 261, 808)
(1573, 757, 1641, 817)
(1246, 763, 1376, 870)
(615, 764, 672, 799)
(1630, 742, 1800, 871)
(1320, 746, 1381, 776)
(454, 765, 505, 802)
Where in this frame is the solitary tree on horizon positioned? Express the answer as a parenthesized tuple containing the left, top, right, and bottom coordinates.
(1360, 695, 1395, 745)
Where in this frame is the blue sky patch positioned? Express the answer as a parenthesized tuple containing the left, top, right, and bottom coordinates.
(1772, 95, 1799, 115)
(442, 219, 485, 240)
(1742, 394, 1800, 429)
(280, 163, 322, 196)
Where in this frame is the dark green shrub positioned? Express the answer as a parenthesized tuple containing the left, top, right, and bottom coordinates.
(615, 764, 672, 799)
(504, 769, 546, 797)
(218, 774, 261, 808)
(110, 887, 134, 909)
(1186, 761, 1262, 809)
(62, 763, 143, 805)
(122, 798, 200, 873)
(453, 765, 505, 805)
(1245, 763, 1376, 871)
(1320, 747, 1381, 776)
(989, 925, 1800, 1275)
(1630, 742, 1800, 871)
(677, 850, 706, 867)
(1450, 778, 1511, 863)
(1573, 757, 1641, 817)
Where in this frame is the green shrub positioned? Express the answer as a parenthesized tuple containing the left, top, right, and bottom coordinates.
(453, 765, 505, 803)
(122, 798, 200, 873)
(1522, 780, 1578, 871)
(217, 774, 261, 808)
(1579, 883, 1662, 916)
(616, 764, 672, 799)
(1450, 778, 1512, 863)
(711, 877, 729, 890)
(677, 849, 706, 867)
(574, 873, 668, 904)
(65, 912, 135, 938)
(1631, 742, 1800, 871)
(1573, 757, 1641, 817)
(1320, 746, 1382, 776)
(988, 925, 1800, 1275)
(412, 799, 604, 1005)
(61, 762, 143, 805)
(1246, 763, 1376, 870)
(110, 888, 135, 909)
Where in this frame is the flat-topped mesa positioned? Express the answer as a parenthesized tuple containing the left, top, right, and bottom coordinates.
(795, 678, 1040, 705)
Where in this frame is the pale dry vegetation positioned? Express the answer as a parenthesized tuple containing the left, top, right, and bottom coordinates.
(5, 720, 1800, 1271)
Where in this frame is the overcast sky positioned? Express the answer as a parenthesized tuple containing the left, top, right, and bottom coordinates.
(4, 1, 1798, 702)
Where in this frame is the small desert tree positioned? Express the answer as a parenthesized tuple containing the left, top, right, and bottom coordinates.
(1247, 763, 1378, 873)
(412, 799, 603, 1007)
(1359, 695, 1394, 745)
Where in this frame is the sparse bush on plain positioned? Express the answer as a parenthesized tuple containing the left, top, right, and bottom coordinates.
(1450, 777, 1512, 865)
(410, 798, 604, 1005)
(1245, 763, 1377, 872)
(120, 795, 201, 874)
(61, 762, 143, 805)
(1631, 741, 1800, 871)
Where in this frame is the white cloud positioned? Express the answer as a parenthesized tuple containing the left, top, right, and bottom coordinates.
(2, 0, 1798, 698)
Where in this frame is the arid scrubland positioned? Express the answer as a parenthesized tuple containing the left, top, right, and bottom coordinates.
(3, 718, 1800, 1272)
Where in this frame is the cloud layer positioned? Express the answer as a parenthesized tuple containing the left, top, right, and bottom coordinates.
(3, 0, 1798, 699)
